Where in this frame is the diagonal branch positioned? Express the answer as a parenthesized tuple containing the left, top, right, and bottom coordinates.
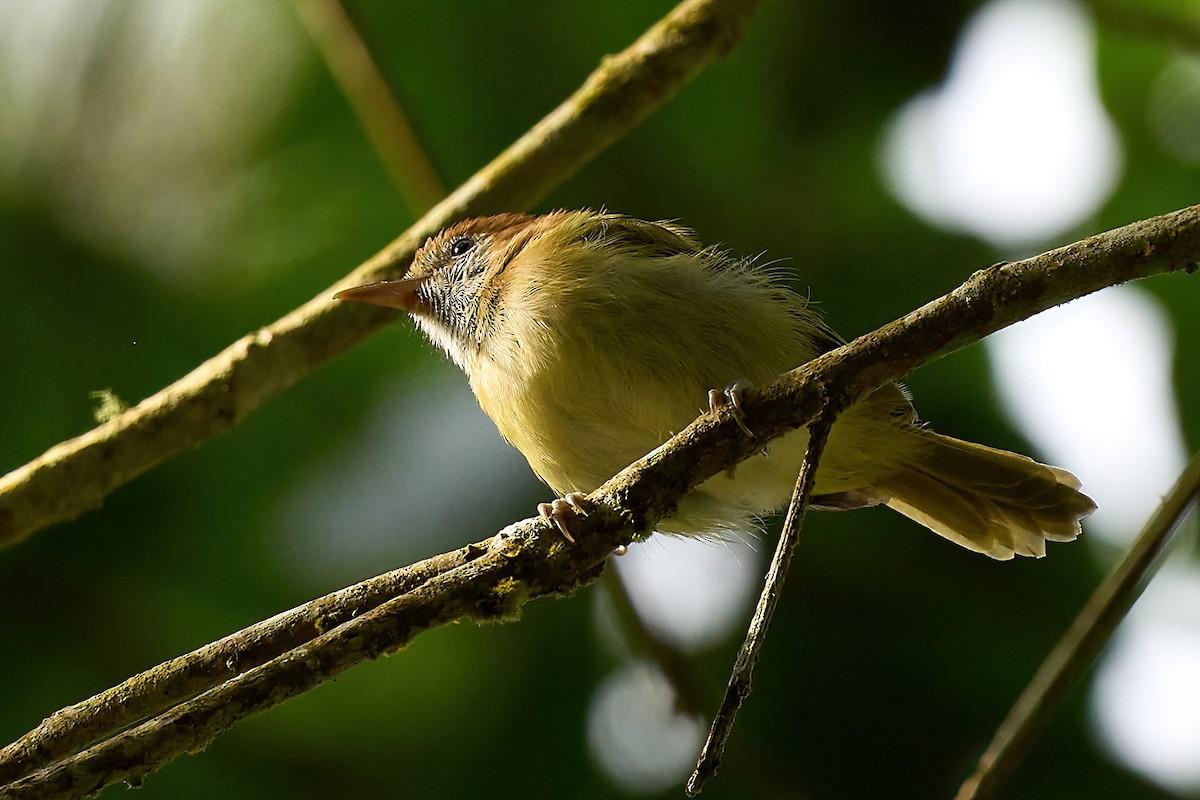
(0, 543, 479, 784)
(2, 204, 1197, 799)
(0, 0, 769, 549)
(2, 528, 601, 800)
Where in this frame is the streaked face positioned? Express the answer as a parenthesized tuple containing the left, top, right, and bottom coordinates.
(336, 214, 537, 373)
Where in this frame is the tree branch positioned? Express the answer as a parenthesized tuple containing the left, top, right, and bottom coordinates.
(0, 0, 769, 548)
(0, 543, 478, 785)
(2, 204, 1197, 799)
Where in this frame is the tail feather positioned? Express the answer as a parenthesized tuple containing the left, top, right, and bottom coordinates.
(877, 431, 1095, 560)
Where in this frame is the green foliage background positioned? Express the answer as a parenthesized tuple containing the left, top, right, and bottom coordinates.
(1, 1, 1198, 798)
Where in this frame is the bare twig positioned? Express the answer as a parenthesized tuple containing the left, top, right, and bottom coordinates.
(955, 447, 1200, 800)
(0, 0, 769, 549)
(2, 205, 1198, 797)
(687, 400, 839, 796)
(291, 0, 446, 213)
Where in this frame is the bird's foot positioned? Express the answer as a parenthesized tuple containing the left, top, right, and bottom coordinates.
(708, 379, 755, 437)
(537, 492, 590, 543)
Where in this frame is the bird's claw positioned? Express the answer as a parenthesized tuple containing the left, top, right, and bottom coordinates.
(537, 492, 590, 543)
(708, 379, 755, 437)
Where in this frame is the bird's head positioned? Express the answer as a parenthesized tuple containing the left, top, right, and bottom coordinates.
(337, 210, 704, 376)
(335, 213, 540, 373)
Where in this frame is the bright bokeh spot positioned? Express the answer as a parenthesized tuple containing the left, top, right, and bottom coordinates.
(1092, 565, 1200, 795)
(613, 534, 762, 652)
(987, 287, 1187, 549)
(586, 662, 706, 794)
(1148, 54, 1200, 165)
(880, 0, 1121, 249)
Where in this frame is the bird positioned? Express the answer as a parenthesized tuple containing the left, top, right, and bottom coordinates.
(336, 210, 1095, 559)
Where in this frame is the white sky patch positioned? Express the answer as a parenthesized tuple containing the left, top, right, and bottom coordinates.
(1091, 564, 1200, 796)
(614, 534, 763, 652)
(986, 287, 1187, 549)
(879, 0, 1121, 249)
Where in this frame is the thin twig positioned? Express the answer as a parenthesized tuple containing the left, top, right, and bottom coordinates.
(2, 206, 1198, 796)
(0, 542, 479, 784)
(291, 0, 446, 213)
(955, 447, 1200, 800)
(686, 400, 839, 796)
(0, 0, 769, 549)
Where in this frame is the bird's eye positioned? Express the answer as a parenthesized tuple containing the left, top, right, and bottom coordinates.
(447, 236, 476, 259)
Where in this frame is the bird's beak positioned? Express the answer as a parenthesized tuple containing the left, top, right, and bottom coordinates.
(334, 276, 428, 312)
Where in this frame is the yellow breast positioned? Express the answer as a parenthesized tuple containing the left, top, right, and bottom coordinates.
(464, 215, 823, 497)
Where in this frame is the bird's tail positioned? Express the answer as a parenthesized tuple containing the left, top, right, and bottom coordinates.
(875, 430, 1096, 560)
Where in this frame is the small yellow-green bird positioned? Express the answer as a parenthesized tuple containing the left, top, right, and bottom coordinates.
(337, 210, 1095, 559)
